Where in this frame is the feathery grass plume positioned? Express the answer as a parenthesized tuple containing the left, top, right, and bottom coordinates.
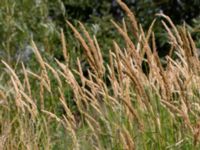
(61, 29, 69, 64)
(122, 18, 127, 34)
(22, 63, 32, 98)
(179, 27, 192, 57)
(178, 27, 200, 75)
(0, 89, 6, 106)
(122, 126, 135, 150)
(0, 121, 11, 150)
(187, 31, 200, 73)
(42, 109, 62, 122)
(2, 60, 24, 90)
(114, 41, 149, 108)
(10, 76, 24, 111)
(117, 0, 139, 40)
(175, 74, 193, 132)
(139, 24, 155, 70)
(140, 19, 156, 58)
(152, 44, 171, 101)
(122, 76, 144, 130)
(31, 41, 51, 89)
(157, 13, 183, 46)
(146, 32, 165, 92)
(39, 77, 45, 110)
(122, 18, 130, 53)
(45, 62, 63, 87)
(108, 50, 119, 98)
(78, 22, 101, 72)
(194, 120, 200, 146)
(93, 35, 105, 76)
(19, 90, 38, 119)
(66, 21, 97, 75)
(32, 41, 52, 109)
(187, 30, 199, 59)
(89, 102, 103, 117)
(113, 41, 123, 87)
(83, 112, 101, 133)
(56, 59, 88, 112)
(161, 21, 179, 50)
(77, 58, 85, 88)
(111, 20, 142, 67)
(119, 129, 129, 150)
(116, 124, 135, 150)
(26, 69, 42, 80)
(31, 41, 46, 70)
(55, 59, 81, 97)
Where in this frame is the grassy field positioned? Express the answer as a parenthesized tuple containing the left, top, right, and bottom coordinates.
(1, 0, 200, 149)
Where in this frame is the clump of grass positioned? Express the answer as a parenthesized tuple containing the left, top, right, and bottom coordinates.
(1, 0, 200, 149)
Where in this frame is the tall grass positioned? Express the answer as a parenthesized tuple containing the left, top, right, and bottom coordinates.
(0, 0, 200, 149)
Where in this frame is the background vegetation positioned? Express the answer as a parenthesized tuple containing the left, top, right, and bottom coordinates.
(0, 0, 200, 64)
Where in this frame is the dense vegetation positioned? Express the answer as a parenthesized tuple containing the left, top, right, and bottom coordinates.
(1, 0, 200, 63)
(0, 0, 200, 149)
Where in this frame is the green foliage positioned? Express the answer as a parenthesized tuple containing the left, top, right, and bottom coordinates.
(1, 0, 199, 64)
(0, 0, 60, 62)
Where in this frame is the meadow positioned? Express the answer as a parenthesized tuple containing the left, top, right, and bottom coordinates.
(0, 0, 200, 149)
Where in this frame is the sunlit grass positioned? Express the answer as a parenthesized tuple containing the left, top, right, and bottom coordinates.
(0, 0, 200, 149)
